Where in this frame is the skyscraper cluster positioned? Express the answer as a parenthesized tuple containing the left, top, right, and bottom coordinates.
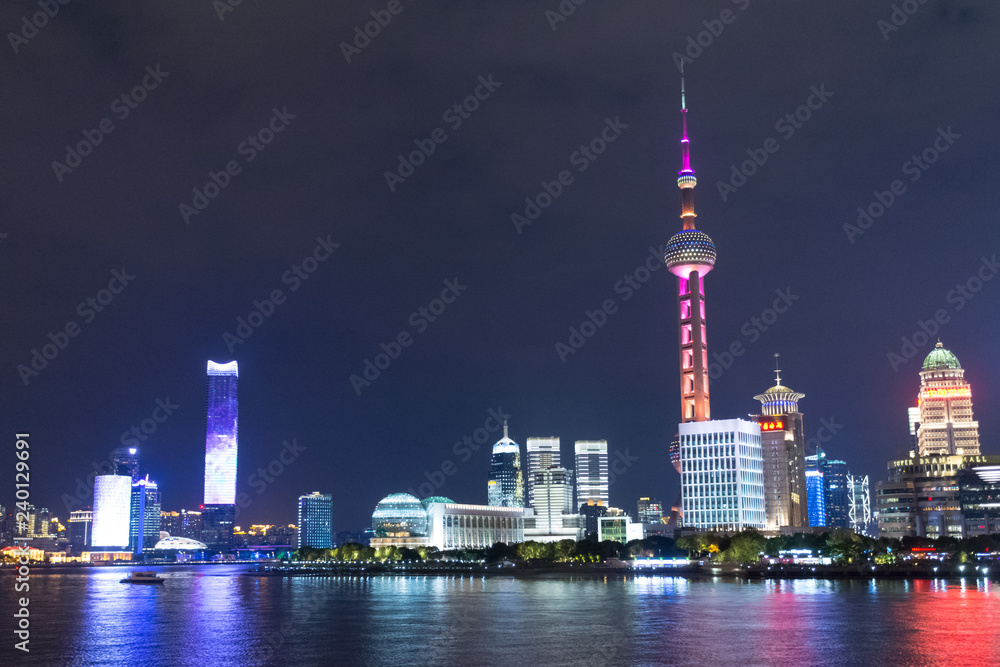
(877, 342, 1000, 539)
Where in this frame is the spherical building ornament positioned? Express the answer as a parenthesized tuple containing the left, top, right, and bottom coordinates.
(372, 493, 427, 538)
(664, 229, 716, 278)
(922, 341, 962, 371)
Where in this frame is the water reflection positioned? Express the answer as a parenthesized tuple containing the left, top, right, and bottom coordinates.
(15, 567, 1000, 666)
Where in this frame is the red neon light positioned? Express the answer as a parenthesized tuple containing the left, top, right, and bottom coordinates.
(911, 547, 936, 552)
(759, 421, 785, 431)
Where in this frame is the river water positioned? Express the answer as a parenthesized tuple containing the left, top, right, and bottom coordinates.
(5, 564, 1000, 666)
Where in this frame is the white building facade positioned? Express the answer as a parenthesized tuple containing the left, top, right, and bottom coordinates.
(680, 418, 765, 531)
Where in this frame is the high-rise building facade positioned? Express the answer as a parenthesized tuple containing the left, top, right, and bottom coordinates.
(574, 440, 609, 510)
(91, 475, 132, 548)
(523, 467, 582, 541)
(112, 447, 141, 482)
(488, 421, 524, 508)
(68, 510, 92, 553)
(679, 419, 765, 531)
(752, 365, 808, 531)
(129, 478, 161, 553)
(298, 492, 334, 549)
(824, 456, 849, 529)
(915, 342, 980, 456)
(525, 437, 560, 508)
(203, 360, 238, 551)
(958, 466, 1000, 536)
(805, 470, 826, 527)
(205, 360, 239, 505)
(637, 497, 663, 524)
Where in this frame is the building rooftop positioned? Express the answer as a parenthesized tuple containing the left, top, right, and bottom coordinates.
(922, 341, 961, 371)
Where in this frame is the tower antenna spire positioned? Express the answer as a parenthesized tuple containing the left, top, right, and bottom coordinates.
(773, 352, 782, 385)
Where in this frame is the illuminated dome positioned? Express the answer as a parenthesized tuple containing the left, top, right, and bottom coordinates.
(153, 536, 207, 550)
(372, 493, 427, 538)
(922, 341, 961, 371)
(664, 229, 716, 278)
(420, 496, 454, 509)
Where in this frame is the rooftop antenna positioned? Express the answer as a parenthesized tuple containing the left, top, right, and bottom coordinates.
(773, 352, 782, 386)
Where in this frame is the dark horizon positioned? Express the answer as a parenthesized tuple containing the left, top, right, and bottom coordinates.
(4, 1, 999, 532)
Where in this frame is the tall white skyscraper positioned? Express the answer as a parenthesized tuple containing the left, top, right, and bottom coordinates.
(679, 419, 765, 531)
(525, 437, 560, 508)
(91, 475, 132, 548)
(574, 440, 609, 511)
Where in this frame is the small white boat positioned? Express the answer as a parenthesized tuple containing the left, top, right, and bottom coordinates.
(120, 571, 165, 584)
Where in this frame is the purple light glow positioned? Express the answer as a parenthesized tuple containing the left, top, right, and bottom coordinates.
(204, 360, 238, 505)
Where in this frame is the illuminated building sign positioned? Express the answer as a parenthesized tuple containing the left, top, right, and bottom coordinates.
(759, 421, 785, 431)
(918, 386, 971, 406)
(923, 387, 971, 399)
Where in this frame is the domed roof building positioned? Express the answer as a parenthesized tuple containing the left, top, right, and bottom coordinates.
(922, 342, 962, 371)
(915, 341, 980, 456)
(371, 493, 427, 538)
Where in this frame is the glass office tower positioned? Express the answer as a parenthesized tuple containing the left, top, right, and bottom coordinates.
(204, 360, 239, 505)
(298, 492, 334, 549)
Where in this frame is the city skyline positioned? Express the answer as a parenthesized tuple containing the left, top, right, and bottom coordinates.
(4, 3, 1000, 533)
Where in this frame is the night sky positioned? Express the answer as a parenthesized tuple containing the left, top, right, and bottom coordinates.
(4, 1, 999, 531)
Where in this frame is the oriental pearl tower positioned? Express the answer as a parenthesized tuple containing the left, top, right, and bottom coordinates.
(666, 72, 716, 516)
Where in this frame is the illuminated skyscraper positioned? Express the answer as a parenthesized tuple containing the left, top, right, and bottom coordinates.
(805, 469, 826, 528)
(525, 437, 560, 508)
(91, 475, 132, 548)
(112, 447, 141, 482)
(488, 420, 524, 508)
(298, 492, 334, 549)
(130, 478, 161, 554)
(574, 440, 609, 510)
(637, 497, 663, 524)
(752, 359, 808, 530)
(915, 341, 980, 456)
(204, 360, 239, 504)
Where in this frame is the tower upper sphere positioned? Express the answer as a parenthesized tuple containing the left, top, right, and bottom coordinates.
(664, 229, 716, 278)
